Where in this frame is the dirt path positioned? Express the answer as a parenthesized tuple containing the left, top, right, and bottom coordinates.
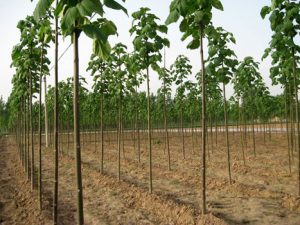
(0, 137, 51, 225)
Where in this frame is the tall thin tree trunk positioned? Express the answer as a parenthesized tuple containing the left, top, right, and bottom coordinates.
(285, 87, 292, 174)
(191, 118, 195, 155)
(44, 75, 49, 148)
(73, 29, 84, 225)
(100, 93, 104, 174)
(238, 99, 245, 165)
(251, 90, 256, 157)
(289, 82, 295, 161)
(163, 82, 171, 171)
(209, 115, 213, 154)
(180, 99, 185, 159)
(134, 88, 141, 163)
(29, 67, 34, 190)
(23, 100, 26, 171)
(118, 92, 122, 181)
(53, 3, 59, 223)
(68, 123, 70, 155)
(27, 97, 30, 179)
(199, 25, 207, 214)
(223, 83, 232, 184)
(292, 50, 300, 196)
(146, 64, 153, 193)
(38, 45, 44, 210)
(268, 118, 272, 140)
(25, 98, 28, 176)
(215, 116, 218, 146)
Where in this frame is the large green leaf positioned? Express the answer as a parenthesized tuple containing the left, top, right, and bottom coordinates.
(100, 20, 117, 36)
(82, 24, 107, 42)
(187, 38, 200, 49)
(93, 40, 111, 59)
(103, 0, 127, 15)
(165, 9, 180, 25)
(194, 11, 204, 23)
(61, 7, 80, 35)
(77, 0, 104, 17)
(133, 36, 143, 49)
(158, 25, 168, 34)
(33, 0, 54, 21)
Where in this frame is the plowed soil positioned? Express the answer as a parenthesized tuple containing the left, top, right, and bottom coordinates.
(1, 129, 300, 225)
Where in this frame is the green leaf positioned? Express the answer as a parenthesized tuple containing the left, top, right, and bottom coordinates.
(100, 20, 117, 36)
(94, 40, 111, 59)
(283, 20, 293, 33)
(229, 36, 236, 44)
(82, 24, 107, 42)
(61, 7, 80, 35)
(260, 6, 270, 19)
(187, 38, 200, 49)
(77, 0, 104, 17)
(179, 18, 188, 32)
(208, 46, 218, 57)
(33, 0, 54, 21)
(194, 11, 204, 23)
(103, 0, 127, 15)
(54, 0, 64, 17)
(262, 48, 271, 60)
(165, 10, 180, 25)
(158, 25, 168, 33)
(133, 36, 143, 49)
(212, 0, 224, 11)
(163, 38, 170, 48)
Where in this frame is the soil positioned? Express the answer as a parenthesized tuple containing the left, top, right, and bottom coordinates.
(0, 137, 51, 224)
(1, 129, 300, 225)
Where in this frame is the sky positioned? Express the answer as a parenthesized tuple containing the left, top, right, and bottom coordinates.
(0, 0, 280, 101)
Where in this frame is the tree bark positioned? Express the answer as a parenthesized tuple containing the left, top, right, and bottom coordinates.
(100, 92, 104, 174)
(53, 4, 59, 223)
(44, 76, 49, 148)
(292, 49, 300, 196)
(38, 45, 44, 210)
(199, 24, 207, 214)
(163, 79, 171, 171)
(146, 64, 153, 193)
(223, 82, 232, 184)
(285, 87, 292, 174)
(73, 29, 84, 225)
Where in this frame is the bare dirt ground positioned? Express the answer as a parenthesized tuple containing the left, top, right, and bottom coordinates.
(0, 137, 51, 224)
(1, 129, 300, 224)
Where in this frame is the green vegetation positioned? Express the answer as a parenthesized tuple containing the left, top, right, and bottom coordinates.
(2, 0, 300, 224)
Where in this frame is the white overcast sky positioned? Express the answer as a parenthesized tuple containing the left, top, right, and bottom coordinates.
(0, 0, 281, 101)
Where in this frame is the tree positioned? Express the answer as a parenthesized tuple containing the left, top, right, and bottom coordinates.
(130, 7, 169, 193)
(87, 51, 110, 174)
(33, 0, 127, 223)
(158, 66, 173, 170)
(166, 0, 224, 213)
(185, 81, 200, 154)
(234, 57, 263, 157)
(125, 52, 144, 163)
(206, 25, 238, 184)
(261, 0, 300, 185)
(12, 16, 42, 190)
(107, 43, 129, 181)
(171, 55, 192, 159)
(36, 12, 53, 210)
